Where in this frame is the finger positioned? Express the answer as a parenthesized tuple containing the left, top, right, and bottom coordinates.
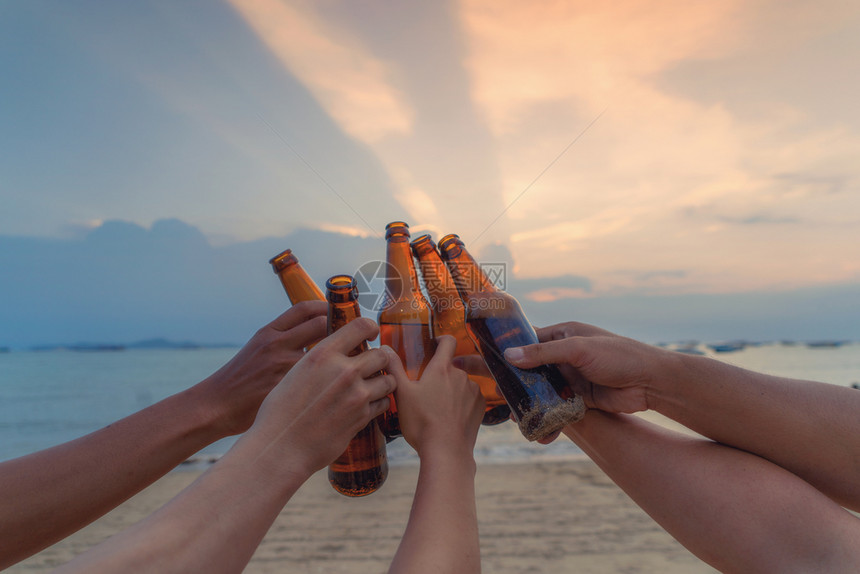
(268, 300, 328, 332)
(278, 314, 327, 349)
(558, 362, 592, 390)
(368, 395, 391, 419)
(534, 321, 612, 342)
(317, 317, 379, 354)
(365, 373, 397, 402)
(430, 335, 457, 366)
(537, 429, 562, 445)
(355, 348, 390, 379)
(452, 354, 491, 378)
(381, 346, 411, 386)
(503, 338, 580, 369)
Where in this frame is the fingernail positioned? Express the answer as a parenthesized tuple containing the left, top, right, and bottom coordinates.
(504, 347, 524, 363)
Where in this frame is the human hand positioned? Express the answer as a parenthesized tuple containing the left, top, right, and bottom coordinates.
(504, 321, 674, 415)
(388, 336, 485, 460)
(197, 301, 328, 437)
(248, 317, 396, 477)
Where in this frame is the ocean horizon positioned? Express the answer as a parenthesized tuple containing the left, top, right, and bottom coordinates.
(1, 341, 858, 465)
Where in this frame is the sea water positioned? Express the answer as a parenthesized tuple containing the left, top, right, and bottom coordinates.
(0, 343, 858, 465)
(0, 348, 239, 463)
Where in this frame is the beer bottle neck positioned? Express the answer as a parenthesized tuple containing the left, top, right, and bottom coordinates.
(385, 236, 424, 303)
(270, 250, 325, 304)
(326, 276, 369, 355)
(413, 241, 461, 314)
(277, 263, 325, 304)
(328, 300, 362, 333)
(441, 244, 497, 298)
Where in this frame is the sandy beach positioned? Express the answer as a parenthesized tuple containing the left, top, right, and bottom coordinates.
(9, 455, 717, 573)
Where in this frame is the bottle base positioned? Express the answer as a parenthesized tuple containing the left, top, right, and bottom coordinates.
(328, 465, 388, 497)
(518, 395, 586, 441)
(481, 403, 512, 426)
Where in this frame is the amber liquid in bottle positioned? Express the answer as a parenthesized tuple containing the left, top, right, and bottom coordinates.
(411, 234, 511, 426)
(269, 249, 325, 304)
(377, 222, 436, 440)
(326, 275, 388, 496)
(439, 234, 585, 441)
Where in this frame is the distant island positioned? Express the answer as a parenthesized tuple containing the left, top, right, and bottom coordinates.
(658, 338, 855, 355)
(24, 338, 238, 352)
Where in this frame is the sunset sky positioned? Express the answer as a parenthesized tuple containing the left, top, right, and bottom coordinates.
(3, 0, 859, 304)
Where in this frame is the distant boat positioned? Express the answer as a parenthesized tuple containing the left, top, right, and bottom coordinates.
(673, 344, 706, 356)
(675, 347, 706, 356)
(805, 341, 845, 349)
(707, 342, 745, 353)
(658, 341, 706, 355)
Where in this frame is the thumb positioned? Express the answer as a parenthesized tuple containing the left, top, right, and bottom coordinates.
(503, 338, 577, 369)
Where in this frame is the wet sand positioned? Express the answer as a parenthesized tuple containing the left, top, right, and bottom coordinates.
(9, 456, 717, 573)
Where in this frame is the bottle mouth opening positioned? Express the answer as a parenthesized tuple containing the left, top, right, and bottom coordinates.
(269, 249, 297, 273)
(385, 221, 410, 239)
(326, 274, 358, 303)
(326, 274, 356, 290)
(437, 234, 463, 258)
(409, 234, 436, 253)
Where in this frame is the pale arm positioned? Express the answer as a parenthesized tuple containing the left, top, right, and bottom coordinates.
(564, 410, 860, 574)
(387, 336, 485, 574)
(53, 317, 395, 574)
(0, 301, 327, 569)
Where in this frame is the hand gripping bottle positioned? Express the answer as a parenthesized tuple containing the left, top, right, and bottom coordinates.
(410, 234, 510, 425)
(325, 274, 389, 496)
(439, 234, 585, 441)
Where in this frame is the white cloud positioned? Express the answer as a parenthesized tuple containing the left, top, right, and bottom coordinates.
(228, 0, 413, 143)
(316, 222, 375, 238)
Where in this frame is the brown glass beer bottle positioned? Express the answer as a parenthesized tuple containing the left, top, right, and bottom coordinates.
(438, 234, 585, 441)
(410, 234, 511, 426)
(269, 249, 325, 304)
(377, 222, 436, 439)
(325, 274, 389, 496)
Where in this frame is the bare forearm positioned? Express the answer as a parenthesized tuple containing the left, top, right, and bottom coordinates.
(651, 354, 860, 509)
(54, 431, 310, 574)
(564, 410, 860, 573)
(0, 386, 223, 568)
(390, 449, 481, 574)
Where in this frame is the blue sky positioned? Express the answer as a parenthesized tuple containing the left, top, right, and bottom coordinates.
(2, 0, 860, 345)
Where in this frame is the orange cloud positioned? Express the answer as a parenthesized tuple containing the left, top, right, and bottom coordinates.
(456, 0, 860, 294)
(525, 287, 593, 303)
